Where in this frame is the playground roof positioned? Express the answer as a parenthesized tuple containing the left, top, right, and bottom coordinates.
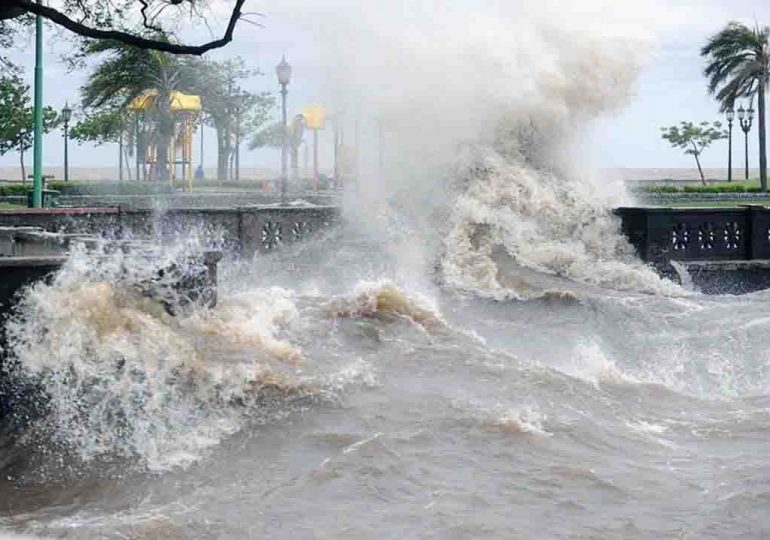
(127, 90, 202, 112)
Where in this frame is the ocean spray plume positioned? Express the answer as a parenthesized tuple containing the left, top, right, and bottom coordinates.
(279, 0, 680, 294)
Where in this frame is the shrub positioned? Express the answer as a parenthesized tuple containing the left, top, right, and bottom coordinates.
(643, 185, 680, 193)
(718, 185, 746, 193)
(46, 181, 174, 196)
(682, 185, 721, 193)
(0, 184, 30, 196)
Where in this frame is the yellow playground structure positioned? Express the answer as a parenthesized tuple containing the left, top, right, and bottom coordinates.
(127, 89, 202, 189)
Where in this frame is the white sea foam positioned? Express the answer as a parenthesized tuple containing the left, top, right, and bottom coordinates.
(4, 246, 330, 471)
(288, 1, 685, 297)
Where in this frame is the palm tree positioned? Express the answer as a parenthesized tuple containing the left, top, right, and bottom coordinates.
(702, 22, 770, 190)
(80, 40, 181, 181)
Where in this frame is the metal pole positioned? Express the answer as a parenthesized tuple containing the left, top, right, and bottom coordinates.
(378, 120, 383, 180)
(728, 119, 733, 182)
(196, 114, 200, 169)
(333, 120, 339, 187)
(64, 120, 70, 182)
(744, 123, 750, 181)
(741, 115, 754, 181)
(338, 124, 344, 188)
(32, 1, 43, 208)
(118, 125, 123, 182)
(135, 113, 140, 181)
(354, 114, 361, 183)
(313, 128, 319, 192)
(281, 82, 288, 201)
(236, 110, 241, 182)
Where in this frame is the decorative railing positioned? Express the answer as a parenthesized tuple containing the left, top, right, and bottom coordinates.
(615, 206, 770, 264)
(238, 207, 334, 253)
(0, 206, 339, 255)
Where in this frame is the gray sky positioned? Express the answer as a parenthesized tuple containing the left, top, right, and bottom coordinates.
(2, 0, 769, 173)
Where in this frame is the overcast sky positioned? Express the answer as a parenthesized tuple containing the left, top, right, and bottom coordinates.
(2, 0, 770, 173)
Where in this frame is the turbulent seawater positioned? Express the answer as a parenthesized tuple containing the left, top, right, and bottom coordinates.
(1, 214, 770, 539)
(3, 2, 769, 537)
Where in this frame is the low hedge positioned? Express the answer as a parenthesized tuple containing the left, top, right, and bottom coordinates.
(683, 186, 720, 193)
(643, 185, 763, 194)
(46, 181, 174, 196)
(643, 185, 681, 193)
(0, 181, 175, 196)
(0, 184, 28, 196)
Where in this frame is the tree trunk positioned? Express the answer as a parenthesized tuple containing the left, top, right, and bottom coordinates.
(216, 126, 230, 183)
(123, 146, 133, 181)
(291, 145, 299, 181)
(692, 143, 706, 185)
(155, 138, 169, 182)
(757, 80, 767, 191)
(119, 130, 124, 182)
(154, 87, 174, 182)
(229, 147, 235, 182)
(19, 143, 26, 183)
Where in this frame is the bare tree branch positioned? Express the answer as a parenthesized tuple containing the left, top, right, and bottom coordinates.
(15, 0, 248, 55)
(138, 0, 165, 34)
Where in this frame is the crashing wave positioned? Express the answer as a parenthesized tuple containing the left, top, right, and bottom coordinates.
(325, 280, 444, 329)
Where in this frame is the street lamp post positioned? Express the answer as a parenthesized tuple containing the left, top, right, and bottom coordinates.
(291, 114, 305, 183)
(236, 92, 250, 182)
(302, 105, 325, 191)
(118, 116, 123, 182)
(32, 0, 44, 207)
(199, 115, 204, 171)
(232, 93, 245, 182)
(61, 103, 72, 182)
(276, 56, 292, 201)
(726, 108, 735, 182)
(738, 105, 755, 181)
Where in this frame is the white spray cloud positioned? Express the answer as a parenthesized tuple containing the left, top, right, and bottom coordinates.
(259, 0, 681, 293)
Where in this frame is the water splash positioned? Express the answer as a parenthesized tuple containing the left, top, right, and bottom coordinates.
(3, 244, 315, 472)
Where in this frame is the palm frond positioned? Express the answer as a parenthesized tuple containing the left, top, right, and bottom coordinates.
(702, 21, 770, 110)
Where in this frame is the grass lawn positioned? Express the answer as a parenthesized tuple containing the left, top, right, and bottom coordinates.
(665, 200, 769, 208)
(704, 178, 761, 189)
(643, 178, 770, 194)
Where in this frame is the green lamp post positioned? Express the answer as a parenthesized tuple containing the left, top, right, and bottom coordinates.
(32, 0, 44, 207)
(62, 103, 72, 182)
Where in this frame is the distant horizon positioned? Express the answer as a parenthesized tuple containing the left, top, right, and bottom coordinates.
(0, 166, 759, 183)
(2, 0, 769, 172)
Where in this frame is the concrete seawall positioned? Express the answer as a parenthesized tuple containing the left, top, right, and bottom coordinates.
(0, 205, 340, 255)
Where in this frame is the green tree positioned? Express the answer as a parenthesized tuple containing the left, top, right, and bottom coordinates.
(702, 22, 770, 190)
(70, 109, 134, 180)
(660, 121, 727, 185)
(250, 116, 306, 177)
(181, 57, 275, 181)
(80, 48, 274, 183)
(0, 20, 23, 76)
(80, 40, 182, 181)
(70, 110, 124, 144)
(0, 76, 59, 181)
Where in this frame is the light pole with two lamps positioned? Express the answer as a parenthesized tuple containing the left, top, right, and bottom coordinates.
(302, 105, 326, 191)
(738, 104, 755, 181)
(276, 56, 292, 201)
(61, 102, 72, 182)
